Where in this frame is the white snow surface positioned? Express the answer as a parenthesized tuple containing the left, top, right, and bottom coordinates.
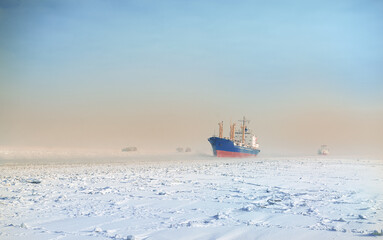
(0, 154, 382, 239)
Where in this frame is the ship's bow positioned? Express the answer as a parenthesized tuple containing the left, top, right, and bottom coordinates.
(208, 137, 218, 156)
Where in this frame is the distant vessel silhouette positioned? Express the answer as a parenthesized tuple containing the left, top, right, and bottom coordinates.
(122, 147, 137, 152)
(318, 145, 329, 155)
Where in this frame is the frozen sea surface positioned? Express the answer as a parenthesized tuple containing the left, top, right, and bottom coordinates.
(0, 154, 382, 239)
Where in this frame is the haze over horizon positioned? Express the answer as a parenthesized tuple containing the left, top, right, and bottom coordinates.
(1, 0, 382, 157)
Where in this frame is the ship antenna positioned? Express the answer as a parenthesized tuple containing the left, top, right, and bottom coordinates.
(242, 117, 245, 144)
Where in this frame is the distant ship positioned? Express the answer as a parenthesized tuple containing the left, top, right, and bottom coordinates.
(208, 117, 260, 157)
(122, 147, 137, 152)
(176, 147, 192, 153)
(318, 145, 329, 155)
(176, 147, 184, 152)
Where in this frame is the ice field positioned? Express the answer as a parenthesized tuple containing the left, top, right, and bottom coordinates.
(0, 152, 382, 239)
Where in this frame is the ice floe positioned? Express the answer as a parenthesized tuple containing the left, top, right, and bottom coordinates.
(0, 155, 382, 239)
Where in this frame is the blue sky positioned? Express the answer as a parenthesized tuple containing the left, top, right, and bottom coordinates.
(1, 0, 382, 154)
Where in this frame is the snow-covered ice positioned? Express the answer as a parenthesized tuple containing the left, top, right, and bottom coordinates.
(0, 153, 382, 239)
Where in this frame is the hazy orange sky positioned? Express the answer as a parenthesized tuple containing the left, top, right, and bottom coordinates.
(1, 0, 382, 156)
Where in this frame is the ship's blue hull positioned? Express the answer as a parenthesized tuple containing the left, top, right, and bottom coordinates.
(208, 137, 260, 157)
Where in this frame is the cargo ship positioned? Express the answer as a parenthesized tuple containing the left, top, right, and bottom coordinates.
(208, 117, 260, 157)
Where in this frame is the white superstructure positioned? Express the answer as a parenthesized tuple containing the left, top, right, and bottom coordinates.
(232, 117, 259, 149)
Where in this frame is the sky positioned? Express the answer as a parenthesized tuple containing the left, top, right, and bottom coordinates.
(1, 0, 382, 156)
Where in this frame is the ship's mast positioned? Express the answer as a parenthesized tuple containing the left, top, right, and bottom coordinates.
(218, 121, 223, 138)
(230, 122, 236, 141)
(239, 116, 249, 144)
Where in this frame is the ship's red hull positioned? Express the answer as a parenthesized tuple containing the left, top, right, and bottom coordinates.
(216, 150, 257, 158)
